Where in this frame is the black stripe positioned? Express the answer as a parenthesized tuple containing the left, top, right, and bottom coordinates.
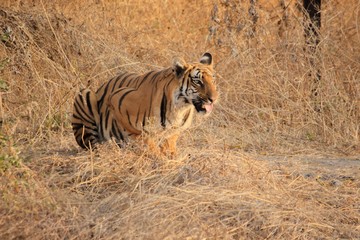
(124, 73, 137, 87)
(160, 93, 167, 128)
(116, 72, 135, 90)
(72, 123, 97, 131)
(85, 91, 94, 118)
(72, 123, 83, 131)
(96, 81, 107, 94)
(135, 106, 141, 126)
(111, 72, 127, 93)
(118, 89, 136, 108)
(136, 71, 153, 88)
(74, 101, 95, 124)
(77, 132, 94, 146)
(126, 110, 134, 129)
(181, 74, 187, 89)
(142, 110, 146, 127)
(148, 91, 153, 117)
(97, 81, 111, 110)
(150, 71, 162, 84)
(164, 78, 174, 89)
(98, 112, 103, 139)
(112, 125, 118, 140)
(80, 128, 98, 136)
(111, 120, 124, 141)
(72, 113, 84, 121)
(124, 73, 137, 85)
(78, 93, 87, 114)
(104, 110, 110, 130)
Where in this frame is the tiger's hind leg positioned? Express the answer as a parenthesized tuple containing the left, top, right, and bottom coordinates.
(72, 88, 100, 149)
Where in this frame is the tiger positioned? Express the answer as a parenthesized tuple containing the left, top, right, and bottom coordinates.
(71, 52, 218, 154)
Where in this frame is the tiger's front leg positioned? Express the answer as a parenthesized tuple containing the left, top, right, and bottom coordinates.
(160, 134, 179, 157)
(135, 135, 178, 158)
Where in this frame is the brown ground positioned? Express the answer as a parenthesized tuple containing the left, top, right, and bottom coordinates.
(0, 1, 359, 239)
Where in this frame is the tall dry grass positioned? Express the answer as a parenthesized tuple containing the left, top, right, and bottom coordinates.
(1, 0, 359, 154)
(0, 0, 359, 239)
(206, 0, 359, 154)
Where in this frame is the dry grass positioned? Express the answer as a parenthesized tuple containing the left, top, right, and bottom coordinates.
(1, 137, 360, 239)
(0, 0, 359, 239)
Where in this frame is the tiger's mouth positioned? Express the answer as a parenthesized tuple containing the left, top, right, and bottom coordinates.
(203, 103, 214, 113)
(193, 99, 214, 115)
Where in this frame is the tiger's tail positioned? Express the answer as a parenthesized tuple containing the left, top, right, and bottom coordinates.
(71, 88, 100, 149)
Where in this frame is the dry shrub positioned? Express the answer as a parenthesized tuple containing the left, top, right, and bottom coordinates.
(1, 137, 359, 239)
(0, 0, 359, 239)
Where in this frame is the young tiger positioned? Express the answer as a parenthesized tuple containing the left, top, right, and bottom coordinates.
(72, 53, 218, 154)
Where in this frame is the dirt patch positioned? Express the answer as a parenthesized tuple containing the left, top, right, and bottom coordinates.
(258, 155, 360, 188)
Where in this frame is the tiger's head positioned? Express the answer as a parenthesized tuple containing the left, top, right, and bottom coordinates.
(173, 52, 218, 115)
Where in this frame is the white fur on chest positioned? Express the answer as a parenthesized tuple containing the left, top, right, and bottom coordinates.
(168, 104, 194, 130)
(142, 100, 194, 136)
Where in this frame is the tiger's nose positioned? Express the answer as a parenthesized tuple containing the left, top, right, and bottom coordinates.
(207, 94, 218, 103)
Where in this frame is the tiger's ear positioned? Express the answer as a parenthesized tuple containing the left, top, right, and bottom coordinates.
(173, 57, 188, 78)
(199, 52, 212, 66)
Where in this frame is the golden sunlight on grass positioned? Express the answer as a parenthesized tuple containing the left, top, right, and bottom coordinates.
(0, 0, 359, 239)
